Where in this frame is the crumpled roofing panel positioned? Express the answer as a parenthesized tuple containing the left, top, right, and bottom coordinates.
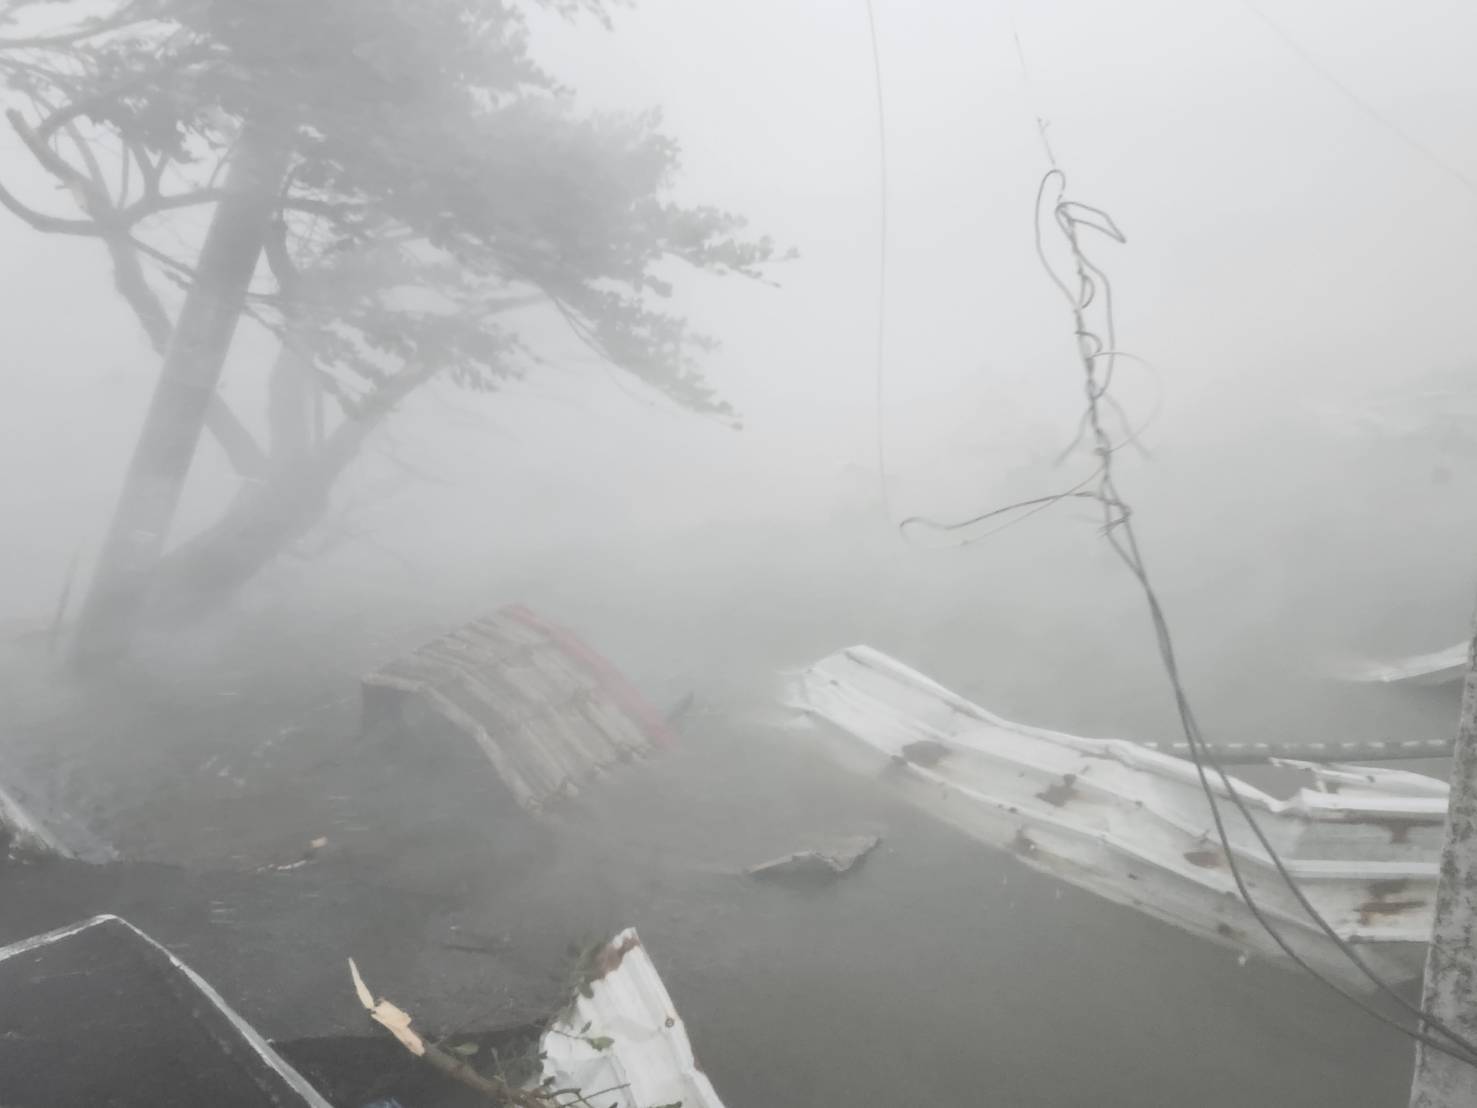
(541, 928, 726, 1108)
(363, 606, 671, 809)
(789, 645, 1447, 988)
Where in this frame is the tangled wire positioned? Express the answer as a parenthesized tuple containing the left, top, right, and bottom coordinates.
(898, 165, 1156, 546)
(1004, 160, 1477, 1067)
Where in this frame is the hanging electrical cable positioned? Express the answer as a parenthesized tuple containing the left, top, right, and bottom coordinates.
(863, 0, 895, 528)
(857, 8, 1473, 1056)
(893, 6, 1161, 550)
(937, 3, 1477, 1067)
(1028, 137, 1477, 1073)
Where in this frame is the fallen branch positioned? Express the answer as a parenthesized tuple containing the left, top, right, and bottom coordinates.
(346, 959, 620, 1108)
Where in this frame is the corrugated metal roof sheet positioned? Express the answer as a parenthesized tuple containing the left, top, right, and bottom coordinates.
(0, 915, 334, 1108)
(349, 927, 725, 1106)
(789, 645, 1446, 988)
(542, 928, 726, 1108)
(363, 606, 671, 810)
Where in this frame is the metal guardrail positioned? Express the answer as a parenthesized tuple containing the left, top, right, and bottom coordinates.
(1140, 736, 1454, 764)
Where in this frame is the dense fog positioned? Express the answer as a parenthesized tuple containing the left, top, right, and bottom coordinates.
(3, 2, 1477, 1106)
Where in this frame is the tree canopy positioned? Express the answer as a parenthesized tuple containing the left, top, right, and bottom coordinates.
(0, 0, 785, 649)
(0, 0, 781, 424)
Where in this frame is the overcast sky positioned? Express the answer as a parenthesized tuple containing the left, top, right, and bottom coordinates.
(3, 0, 1476, 621)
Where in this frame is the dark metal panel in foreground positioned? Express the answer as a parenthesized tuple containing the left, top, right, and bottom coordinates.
(0, 914, 332, 1108)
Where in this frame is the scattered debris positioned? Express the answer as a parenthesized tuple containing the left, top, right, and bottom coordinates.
(788, 645, 1448, 989)
(257, 836, 331, 874)
(0, 914, 333, 1107)
(542, 928, 726, 1108)
(1335, 640, 1468, 688)
(0, 778, 67, 860)
(350, 958, 427, 1056)
(362, 605, 673, 810)
(0, 758, 115, 862)
(350, 927, 726, 1107)
(746, 833, 881, 886)
(349, 959, 536, 1104)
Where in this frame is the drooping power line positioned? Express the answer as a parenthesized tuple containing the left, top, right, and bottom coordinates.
(992, 4, 1477, 1067)
(1240, 0, 1477, 200)
(863, 0, 895, 527)
(1031, 152, 1477, 1071)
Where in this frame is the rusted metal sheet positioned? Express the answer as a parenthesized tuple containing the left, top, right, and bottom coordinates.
(362, 606, 671, 810)
(541, 928, 726, 1108)
(1337, 640, 1468, 688)
(788, 646, 1447, 988)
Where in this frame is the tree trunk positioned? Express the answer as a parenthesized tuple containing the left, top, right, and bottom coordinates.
(1408, 617, 1477, 1107)
(101, 220, 268, 480)
(144, 369, 426, 627)
(143, 461, 336, 627)
(267, 343, 315, 467)
(70, 123, 289, 669)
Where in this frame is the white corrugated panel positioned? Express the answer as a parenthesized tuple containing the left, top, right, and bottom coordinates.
(788, 646, 1448, 989)
(541, 928, 726, 1108)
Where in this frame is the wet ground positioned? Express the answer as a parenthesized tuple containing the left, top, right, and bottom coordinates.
(3, 429, 1471, 1106)
(0, 580, 1452, 1107)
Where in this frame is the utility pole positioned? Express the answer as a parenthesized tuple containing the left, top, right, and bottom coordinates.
(1408, 618, 1477, 1107)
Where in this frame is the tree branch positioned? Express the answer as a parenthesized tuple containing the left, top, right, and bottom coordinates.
(0, 175, 100, 234)
(3, 108, 273, 479)
(262, 218, 317, 463)
(322, 363, 442, 471)
(119, 187, 361, 225)
(124, 137, 163, 200)
(0, 5, 154, 51)
(9, 110, 327, 240)
(8, 108, 93, 192)
(103, 229, 271, 479)
(117, 136, 132, 206)
(261, 216, 300, 300)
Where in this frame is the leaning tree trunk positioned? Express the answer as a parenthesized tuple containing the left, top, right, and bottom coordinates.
(70, 123, 289, 670)
(143, 364, 433, 628)
(143, 460, 336, 627)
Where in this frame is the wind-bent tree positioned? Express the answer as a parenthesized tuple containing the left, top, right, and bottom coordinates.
(0, 0, 781, 667)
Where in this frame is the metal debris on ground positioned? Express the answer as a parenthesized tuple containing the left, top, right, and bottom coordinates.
(0, 760, 111, 862)
(542, 928, 726, 1108)
(361, 605, 673, 810)
(257, 836, 331, 874)
(1334, 639, 1469, 687)
(746, 833, 882, 886)
(0, 914, 334, 1107)
(350, 927, 726, 1108)
(0, 779, 67, 860)
(787, 645, 1448, 989)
